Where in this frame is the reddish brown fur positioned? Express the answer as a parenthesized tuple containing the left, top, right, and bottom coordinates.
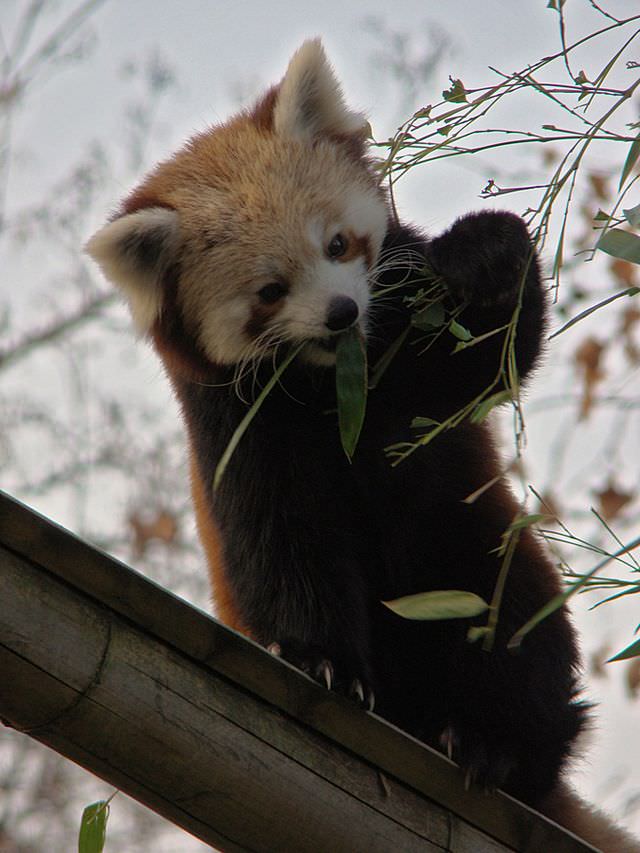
(151, 269, 215, 384)
(189, 451, 250, 635)
(86, 40, 640, 849)
(251, 86, 278, 130)
(245, 298, 286, 340)
(338, 232, 372, 269)
(121, 190, 172, 217)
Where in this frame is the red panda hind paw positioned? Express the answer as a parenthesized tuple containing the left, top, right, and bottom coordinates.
(266, 640, 374, 710)
(348, 677, 375, 711)
(438, 724, 517, 794)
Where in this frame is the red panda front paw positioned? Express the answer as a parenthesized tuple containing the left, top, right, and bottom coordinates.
(428, 211, 534, 308)
(439, 724, 517, 794)
(267, 640, 375, 710)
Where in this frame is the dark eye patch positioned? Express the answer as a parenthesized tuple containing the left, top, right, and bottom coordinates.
(258, 282, 289, 304)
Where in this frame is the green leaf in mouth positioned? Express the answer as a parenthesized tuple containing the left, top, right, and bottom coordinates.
(336, 327, 368, 460)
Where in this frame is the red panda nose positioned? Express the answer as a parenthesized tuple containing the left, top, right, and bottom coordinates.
(325, 296, 359, 332)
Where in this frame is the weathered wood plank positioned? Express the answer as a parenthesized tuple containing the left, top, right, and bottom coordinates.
(1, 547, 446, 852)
(0, 491, 597, 852)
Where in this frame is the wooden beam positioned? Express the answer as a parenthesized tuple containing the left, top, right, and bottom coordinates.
(0, 491, 596, 852)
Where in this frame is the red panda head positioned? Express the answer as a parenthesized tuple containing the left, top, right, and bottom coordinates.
(86, 39, 388, 377)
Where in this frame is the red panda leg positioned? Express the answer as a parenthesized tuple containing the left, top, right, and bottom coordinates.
(189, 450, 252, 637)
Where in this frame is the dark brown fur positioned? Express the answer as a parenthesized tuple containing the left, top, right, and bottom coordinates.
(164, 214, 587, 805)
(86, 40, 640, 849)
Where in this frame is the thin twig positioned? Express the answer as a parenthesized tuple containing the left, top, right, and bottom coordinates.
(0, 292, 114, 371)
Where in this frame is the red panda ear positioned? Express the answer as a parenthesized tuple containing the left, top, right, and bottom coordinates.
(272, 39, 368, 142)
(85, 207, 179, 335)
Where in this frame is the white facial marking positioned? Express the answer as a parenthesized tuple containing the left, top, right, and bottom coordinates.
(306, 218, 325, 254)
(283, 256, 369, 365)
(193, 187, 387, 368)
(85, 207, 180, 334)
(343, 191, 387, 260)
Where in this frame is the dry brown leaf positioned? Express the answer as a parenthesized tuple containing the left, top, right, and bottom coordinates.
(621, 306, 640, 365)
(610, 258, 638, 288)
(129, 508, 179, 557)
(595, 481, 634, 521)
(574, 337, 606, 419)
(588, 172, 610, 202)
(624, 340, 640, 365)
(589, 642, 611, 679)
(626, 657, 640, 699)
(621, 305, 640, 335)
(575, 337, 605, 372)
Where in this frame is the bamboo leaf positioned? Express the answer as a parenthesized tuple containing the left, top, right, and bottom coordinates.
(383, 590, 489, 621)
(470, 390, 513, 423)
(509, 533, 640, 650)
(214, 344, 303, 490)
(623, 204, 640, 228)
(549, 286, 640, 340)
(467, 626, 491, 643)
(449, 319, 473, 342)
(412, 301, 445, 330)
(507, 513, 549, 532)
(453, 321, 510, 353)
(553, 216, 566, 279)
(78, 801, 109, 853)
(336, 327, 368, 460)
(608, 638, 640, 663)
(597, 228, 640, 264)
(618, 133, 640, 191)
(411, 416, 441, 429)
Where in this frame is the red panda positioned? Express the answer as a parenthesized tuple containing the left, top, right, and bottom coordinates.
(86, 39, 640, 852)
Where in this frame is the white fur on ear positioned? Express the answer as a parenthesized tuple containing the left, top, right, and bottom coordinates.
(85, 207, 180, 333)
(273, 39, 367, 141)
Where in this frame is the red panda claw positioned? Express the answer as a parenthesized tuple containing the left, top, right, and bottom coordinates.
(439, 725, 458, 761)
(350, 678, 365, 704)
(348, 678, 375, 710)
(267, 642, 282, 657)
(365, 687, 375, 712)
(316, 659, 334, 690)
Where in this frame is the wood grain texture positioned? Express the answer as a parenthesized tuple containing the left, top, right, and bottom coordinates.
(0, 491, 597, 852)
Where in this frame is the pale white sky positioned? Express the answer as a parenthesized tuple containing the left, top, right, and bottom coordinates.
(3, 0, 640, 843)
(6, 0, 564, 221)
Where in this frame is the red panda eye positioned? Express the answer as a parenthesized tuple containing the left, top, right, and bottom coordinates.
(327, 233, 348, 258)
(258, 282, 288, 305)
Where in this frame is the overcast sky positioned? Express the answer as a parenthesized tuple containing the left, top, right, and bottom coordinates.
(3, 0, 574, 221)
(3, 0, 640, 840)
